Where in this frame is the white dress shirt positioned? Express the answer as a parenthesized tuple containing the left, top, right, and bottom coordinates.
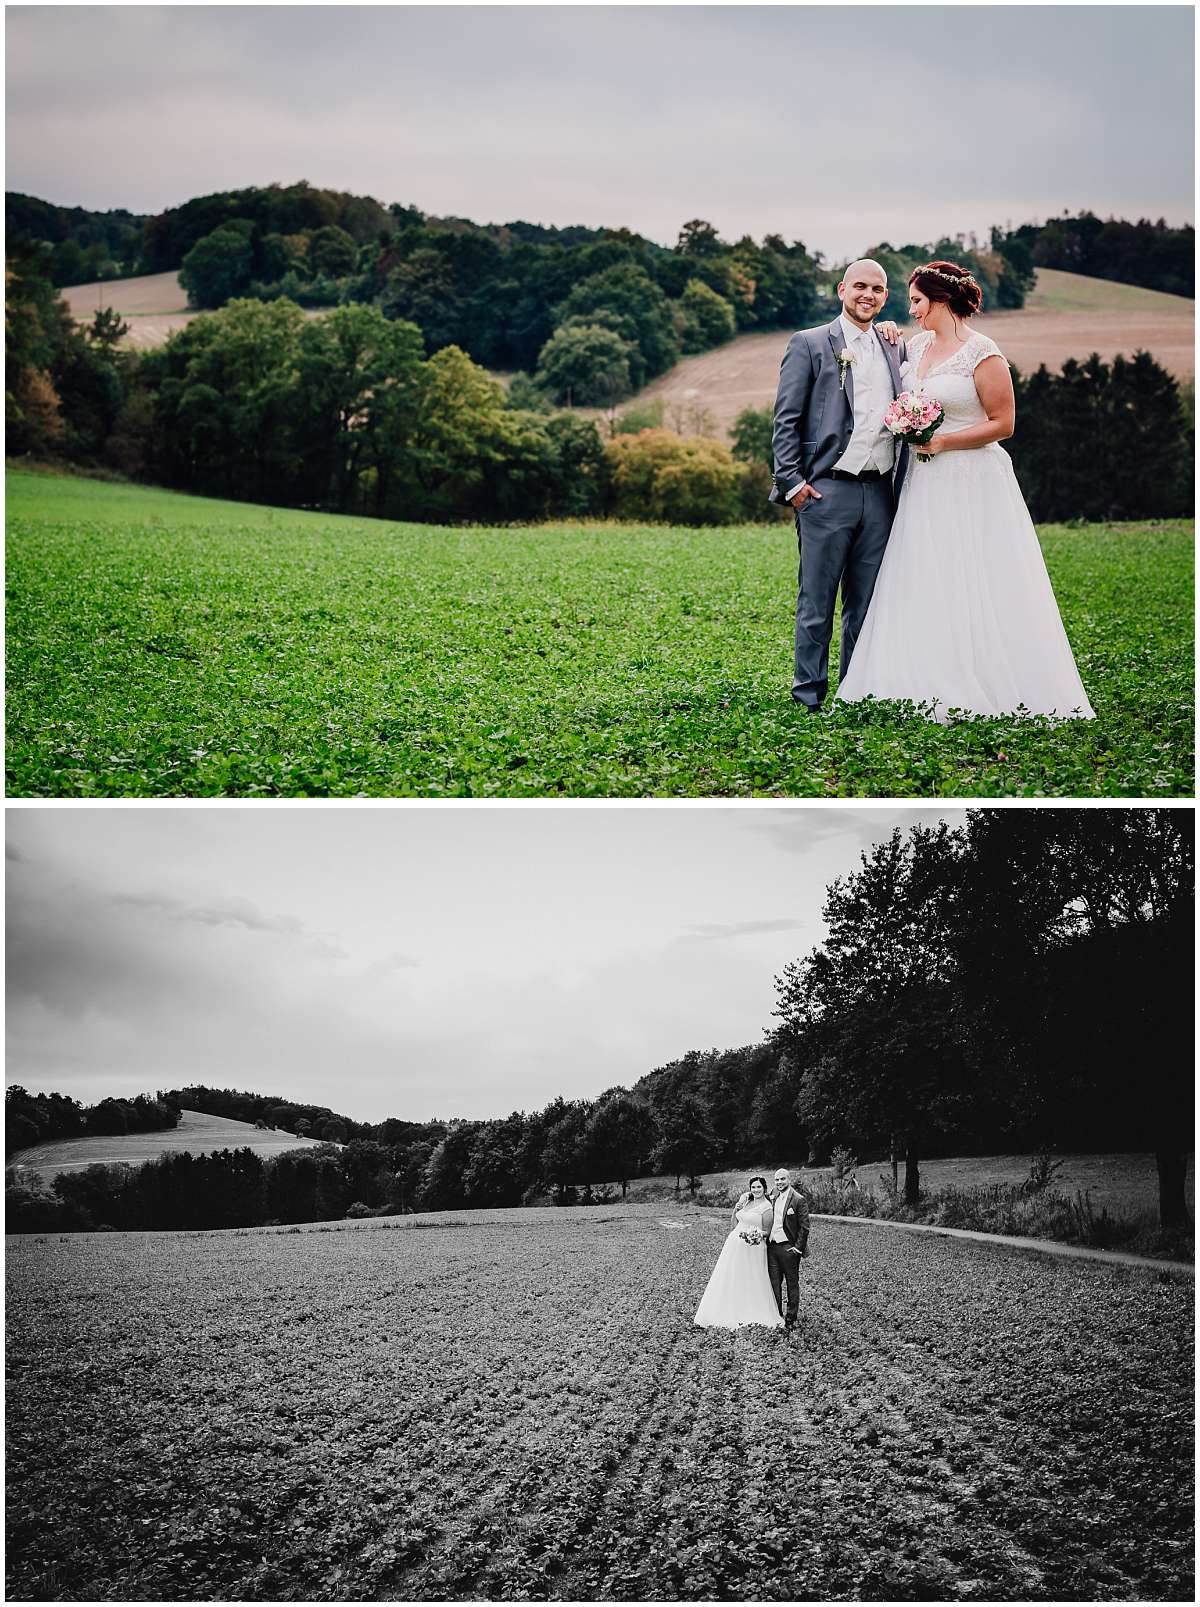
(832, 312, 897, 476)
(770, 1187, 791, 1243)
(785, 312, 896, 498)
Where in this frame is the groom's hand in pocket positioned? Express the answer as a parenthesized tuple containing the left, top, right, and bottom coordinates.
(791, 484, 822, 508)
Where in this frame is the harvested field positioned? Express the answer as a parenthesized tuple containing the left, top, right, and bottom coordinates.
(7, 1107, 325, 1180)
(5, 1206, 1193, 1601)
(634, 269, 1194, 439)
(62, 268, 1193, 394)
(60, 271, 194, 349)
(59, 272, 323, 348)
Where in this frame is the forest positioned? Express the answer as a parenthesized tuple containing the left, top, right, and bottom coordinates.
(6, 252, 1193, 527)
(7, 183, 1195, 526)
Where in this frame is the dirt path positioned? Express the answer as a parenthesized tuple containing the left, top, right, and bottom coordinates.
(812, 1212, 1195, 1275)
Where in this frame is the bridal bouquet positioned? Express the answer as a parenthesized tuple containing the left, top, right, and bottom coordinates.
(883, 390, 945, 462)
(739, 1227, 766, 1245)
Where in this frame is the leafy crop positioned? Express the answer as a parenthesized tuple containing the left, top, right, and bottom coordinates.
(5, 471, 1193, 796)
(5, 1207, 1193, 1600)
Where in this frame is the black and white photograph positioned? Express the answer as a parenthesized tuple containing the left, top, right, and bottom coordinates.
(4, 804, 1194, 1600)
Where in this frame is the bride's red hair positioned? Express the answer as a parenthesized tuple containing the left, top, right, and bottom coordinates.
(909, 259, 983, 318)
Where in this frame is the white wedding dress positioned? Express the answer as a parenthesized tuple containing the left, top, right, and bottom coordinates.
(836, 329, 1095, 721)
(693, 1204, 784, 1329)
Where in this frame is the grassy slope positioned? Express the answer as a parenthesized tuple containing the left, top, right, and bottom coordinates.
(6, 469, 1193, 797)
(1022, 268, 1193, 313)
(8, 1107, 325, 1179)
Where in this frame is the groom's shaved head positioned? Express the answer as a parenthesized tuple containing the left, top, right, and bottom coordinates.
(843, 258, 887, 285)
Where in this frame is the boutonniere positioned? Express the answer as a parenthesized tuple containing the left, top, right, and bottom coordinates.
(836, 347, 856, 390)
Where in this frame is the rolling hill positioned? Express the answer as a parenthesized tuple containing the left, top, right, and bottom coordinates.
(59, 266, 1193, 433)
(634, 268, 1195, 438)
(7, 1107, 328, 1181)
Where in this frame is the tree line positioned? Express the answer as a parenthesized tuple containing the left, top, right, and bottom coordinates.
(5, 1088, 181, 1155)
(10, 188, 1192, 310)
(730, 345, 1195, 526)
(1002, 212, 1194, 299)
(8, 246, 1192, 525)
(7, 810, 1191, 1235)
(4, 266, 777, 525)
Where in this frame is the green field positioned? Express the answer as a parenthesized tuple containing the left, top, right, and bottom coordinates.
(5, 1207, 1192, 1601)
(6, 469, 1193, 797)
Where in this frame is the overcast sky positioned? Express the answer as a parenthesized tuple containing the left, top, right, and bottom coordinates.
(7, 805, 965, 1122)
(5, 4, 1193, 262)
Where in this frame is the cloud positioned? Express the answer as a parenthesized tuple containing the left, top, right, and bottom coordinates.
(680, 918, 811, 942)
(366, 952, 423, 974)
(750, 809, 967, 857)
(110, 889, 346, 958)
(2, 7, 1192, 260)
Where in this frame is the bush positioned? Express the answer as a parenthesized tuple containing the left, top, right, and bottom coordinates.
(830, 1145, 858, 1182)
(505, 373, 553, 413)
(605, 428, 741, 525)
(612, 397, 665, 435)
(730, 404, 773, 465)
(345, 1201, 372, 1218)
(534, 322, 634, 408)
(180, 221, 256, 309)
(4, 1184, 81, 1234)
(736, 458, 786, 522)
(677, 279, 737, 353)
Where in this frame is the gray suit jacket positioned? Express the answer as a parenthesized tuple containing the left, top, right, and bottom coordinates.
(770, 319, 908, 505)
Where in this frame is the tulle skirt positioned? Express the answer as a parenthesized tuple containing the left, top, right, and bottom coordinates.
(836, 444, 1094, 721)
(694, 1231, 784, 1329)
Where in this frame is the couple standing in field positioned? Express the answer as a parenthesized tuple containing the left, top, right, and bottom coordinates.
(694, 1169, 811, 1331)
(772, 257, 1094, 722)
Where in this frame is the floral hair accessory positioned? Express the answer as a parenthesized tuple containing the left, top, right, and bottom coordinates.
(916, 265, 980, 292)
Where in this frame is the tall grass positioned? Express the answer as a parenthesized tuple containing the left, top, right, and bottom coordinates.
(693, 1173, 1192, 1261)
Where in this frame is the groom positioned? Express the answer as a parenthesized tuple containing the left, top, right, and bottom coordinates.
(767, 1167, 810, 1330)
(770, 259, 908, 710)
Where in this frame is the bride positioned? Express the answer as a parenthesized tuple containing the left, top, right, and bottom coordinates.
(836, 260, 1095, 721)
(694, 1176, 784, 1329)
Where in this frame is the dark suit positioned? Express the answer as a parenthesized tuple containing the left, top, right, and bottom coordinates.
(766, 1185, 810, 1325)
(770, 319, 908, 706)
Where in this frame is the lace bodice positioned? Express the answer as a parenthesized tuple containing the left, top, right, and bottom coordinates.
(735, 1203, 770, 1231)
(902, 330, 1008, 431)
